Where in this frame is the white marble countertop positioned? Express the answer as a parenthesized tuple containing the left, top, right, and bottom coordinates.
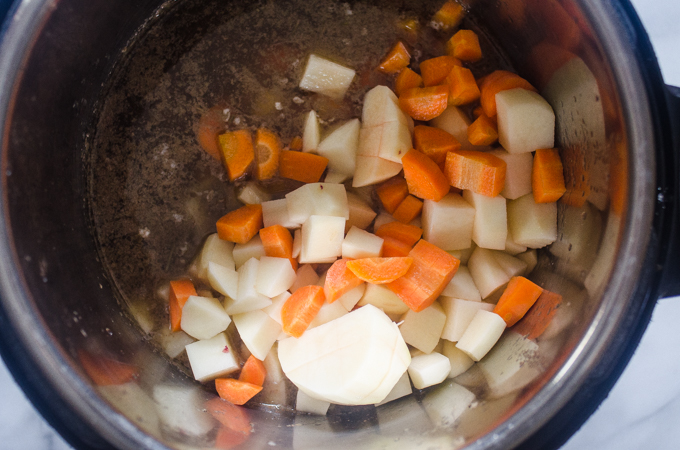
(0, 0, 678, 448)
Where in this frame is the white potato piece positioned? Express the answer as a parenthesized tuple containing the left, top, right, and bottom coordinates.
(324, 171, 348, 184)
(299, 215, 346, 263)
(516, 249, 538, 275)
(467, 247, 511, 299)
(160, 330, 195, 359)
(233, 309, 282, 360)
(256, 256, 297, 298)
(262, 291, 291, 325)
(207, 262, 238, 299)
(153, 385, 214, 437)
(507, 194, 557, 248)
(303, 110, 321, 153)
(309, 300, 349, 329)
(493, 250, 528, 278)
(337, 283, 366, 311)
(462, 190, 507, 250)
(342, 226, 384, 259)
(346, 192, 377, 231)
(180, 296, 231, 340)
(456, 310, 506, 361)
(496, 88, 555, 154)
(260, 344, 289, 406)
(317, 119, 360, 176)
(429, 106, 476, 151)
(226, 258, 272, 315)
(375, 371, 412, 406)
(422, 193, 475, 251)
(299, 54, 355, 100)
(286, 182, 349, 224)
(372, 212, 395, 231)
(262, 198, 301, 229)
(352, 132, 403, 187)
(505, 232, 528, 255)
(374, 121, 413, 163)
(399, 303, 446, 354)
(358, 283, 409, 315)
(440, 298, 494, 342)
(420, 381, 476, 428)
(488, 150, 533, 200)
(296, 389, 331, 415)
(440, 266, 481, 302)
(237, 181, 271, 205)
(408, 353, 451, 389)
(442, 340, 475, 378)
(196, 234, 235, 280)
(292, 229, 301, 258)
(362, 85, 409, 128)
(185, 332, 239, 382)
(447, 244, 475, 265)
(278, 304, 411, 405)
(290, 264, 319, 293)
(233, 235, 266, 268)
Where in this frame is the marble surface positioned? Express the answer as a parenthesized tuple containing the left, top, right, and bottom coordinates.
(0, 0, 678, 448)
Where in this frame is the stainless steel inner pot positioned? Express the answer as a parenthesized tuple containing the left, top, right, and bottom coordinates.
(0, 0, 677, 449)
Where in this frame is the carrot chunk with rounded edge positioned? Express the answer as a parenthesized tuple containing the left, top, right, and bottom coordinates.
(279, 150, 328, 183)
(289, 136, 303, 151)
(215, 378, 262, 406)
(433, 0, 465, 30)
(197, 107, 226, 160)
(375, 221, 423, 247)
(378, 41, 411, 73)
(381, 237, 412, 257)
(218, 130, 255, 181)
(444, 150, 506, 197)
(493, 276, 544, 327)
(239, 355, 267, 387)
(324, 258, 364, 303)
(446, 29, 482, 62)
(533, 148, 566, 203)
(169, 279, 197, 332)
(260, 225, 293, 259)
(281, 285, 326, 337)
(255, 128, 281, 180)
(399, 86, 449, 121)
(78, 350, 138, 386)
(402, 149, 451, 202)
(420, 56, 462, 87)
(413, 125, 461, 166)
(479, 70, 537, 117)
(205, 397, 252, 436)
(216, 204, 263, 244)
(392, 195, 423, 224)
(394, 68, 423, 97)
(467, 114, 498, 146)
(376, 176, 409, 214)
(346, 257, 413, 284)
(446, 65, 481, 106)
(387, 240, 460, 312)
(511, 289, 563, 340)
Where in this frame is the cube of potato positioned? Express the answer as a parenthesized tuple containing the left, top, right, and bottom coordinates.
(346, 192, 378, 231)
(233, 235, 265, 268)
(488, 150, 533, 200)
(358, 283, 409, 315)
(309, 300, 348, 329)
(496, 88, 555, 154)
(507, 194, 557, 248)
(342, 226, 384, 259)
(262, 198, 301, 229)
(237, 181, 271, 205)
(181, 296, 231, 340)
(289, 264, 320, 293)
(296, 389, 331, 415)
(429, 106, 476, 151)
(153, 385, 214, 437)
(185, 332, 239, 382)
(196, 234, 235, 280)
(262, 291, 291, 325)
(337, 283, 366, 311)
(160, 330, 195, 359)
(207, 262, 238, 299)
(447, 244, 475, 265)
(440, 298, 494, 342)
(505, 232, 528, 255)
(225, 258, 272, 315)
(292, 229, 301, 258)
(324, 171, 348, 184)
(233, 309, 282, 360)
(408, 353, 451, 389)
(256, 256, 297, 298)
(516, 249, 537, 276)
(376, 121, 413, 163)
(493, 251, 527, 278)
(302, 110, 320, 153)
(440, 266, 481, 302)
(422, 193, 475, 250)
(441, 340, 474, 378)
(299, 54, 355, 100)
(317, 119, 360, 176)
(286, 183, 349, 224)
(362, 85, 410, 128)
(467, 247, 511, 299)
(299, 215, 346, 263)
(399, 303, 446, 354)
(352, 154, 402, 188)
(455, 310, 506, 361)
(462, 190, 507, 250)
(375, 371, 412, 406)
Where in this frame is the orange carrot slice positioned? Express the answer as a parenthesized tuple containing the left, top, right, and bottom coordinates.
(392, 194, 423, 224)
(380, 236, 413, 257)
(467, 114, 498, 146)
(215, 378, 262, 406)
(387, 240, 460, 312)
(238, 355, 267, 387)
(324, 259, 364, 303)
(394, 68, 423, 97)
(255, 128, 281, 180)
(346, 257, 413, 284)
(197, 107, 226, 160)
(444, 150, 507, 197)
(446, 65, 481, 106)
(260, 225, 293, 259)
(432, 0, 465, 30)
(420, 55, 462, 87)
(218, 130, 255, 181)
(279, 150, 328, 183)
(281, 285, 325, 337)
(399, 86, 449, 121)
(78, 350, 138, 386)
(532, 148, 566, 203)
(413, 125, 461, 166)
(401, 149, 451, 202)
(205, 397, 252, 436)
(493, 276, 544, 327)
(446, 29, 483, 62)
(289, 136, 303, 151)
(376, 176, 409, 214)
(378, 41, 411, 73)
(479, 70, 537, 117)
(374, 221, 423, 247)
(216, 204, 263, 244)
(169, 279, 197, 332)
(511, 289, 563, 340)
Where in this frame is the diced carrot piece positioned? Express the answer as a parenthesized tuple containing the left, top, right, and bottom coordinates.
(324, 259, 364, 303)
(281, 285, 326, 337)
(260, 225, 293, 259)
(215, 378, 262, 406)
(394, 68, 423, 97)
(376, 176, 409, 214)
(381, 236, 413, 257)
(374, 221, 423, 247)
(387, 240, 460, 312)
(215, 426, 250, 450)
(399, 86, 449, 121)
(289, 136, 303, 151)
(511, 289, 562, 340)
(432, 0, 465, 30)
(401, 149, 451, 202)
(392, 195, 423, 224)
(346, 257, 413, 284)
(467, 114, 498, 146)
(169, 279, 197, 332)
(205, 397, 252, 436)
(444, 150, 506, 197)
(559, 144, 590, 207)
(446, 29, 483, 62)
(216, 204, 263, 244)
(493, 276, 544, 327)
(255, 128, 281, 180)
(479, 70, 537, 117)
(197, 107, 226, 160)
(378, 41, 411, 74)
(279, 150, 328, 183)
(413, 125, 461, 166)
(218, 130, 255, 181)
(238, 355, 267, 387)
(446, 65, 481, 106)
(533, 148, 566, 203)
(78, 350, 138, 386)
(420, 56, 462, 87)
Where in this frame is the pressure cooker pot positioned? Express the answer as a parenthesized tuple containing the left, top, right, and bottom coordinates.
(0, 0, 677, 448)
